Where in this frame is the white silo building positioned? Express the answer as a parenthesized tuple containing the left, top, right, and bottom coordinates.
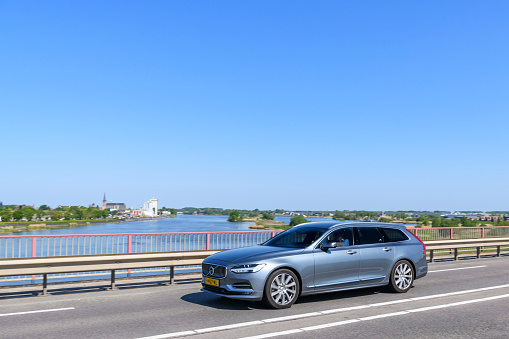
(142, 198, 158, 217)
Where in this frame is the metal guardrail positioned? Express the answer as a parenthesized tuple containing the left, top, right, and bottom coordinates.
(1, 227, 509, 288)
(2, 226, 509, 259)
(425, 237, 509, 262)
(0, 231, 280, 285)
(0, 250, 219, 295)
(408, 226, 509, 241)
(0, 231, 280, 259)
(0, 237, 508, 296)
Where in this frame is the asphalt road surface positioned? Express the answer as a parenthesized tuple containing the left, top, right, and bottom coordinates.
(1, 256, 508, 339)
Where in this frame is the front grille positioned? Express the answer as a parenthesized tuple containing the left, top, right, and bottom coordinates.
(202, 263, 227, 278)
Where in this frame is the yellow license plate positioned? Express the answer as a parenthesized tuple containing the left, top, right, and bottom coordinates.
(204, 277, 219, 287)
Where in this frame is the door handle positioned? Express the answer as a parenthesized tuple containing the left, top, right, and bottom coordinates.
(383, 248, 392, 252)
(346, 250, 357, 255)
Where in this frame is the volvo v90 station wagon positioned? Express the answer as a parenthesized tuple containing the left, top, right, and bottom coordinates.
(201, 222, 427, 308)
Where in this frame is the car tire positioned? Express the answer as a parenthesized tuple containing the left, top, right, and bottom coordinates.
(263, 269, 300, 309)
(389, 260, 414, 293)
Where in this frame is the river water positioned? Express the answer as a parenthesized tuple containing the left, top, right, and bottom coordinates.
(10, 216, 413, 237)
(12, 215, 331, 236)
(13, 215, 253, 236)
(12, 215, 323, 236)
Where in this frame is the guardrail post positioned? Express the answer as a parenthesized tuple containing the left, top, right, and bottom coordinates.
(449, 228, 454, 255)
(480, 228, 485, 254)
(162, 266, 175, 286)
(127, 235, 132, 277)
(37, 274, 49, 296)
(31, 237, 37, 284)
(106, 270, 117, 290)
(206, 234, 210, 250)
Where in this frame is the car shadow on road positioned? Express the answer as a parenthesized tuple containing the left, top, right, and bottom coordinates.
(295, 286, 391, 305)
(181, 292, 268, 310)
(181, 285, 398, 310)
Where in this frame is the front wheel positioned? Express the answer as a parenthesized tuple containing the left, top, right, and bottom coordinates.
(388, 260, 414, 293)
(263, 269, 300, 309)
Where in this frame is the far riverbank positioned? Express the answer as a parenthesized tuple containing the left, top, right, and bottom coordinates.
(0, 217, 171, 234)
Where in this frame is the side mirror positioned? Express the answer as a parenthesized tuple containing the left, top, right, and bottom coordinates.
(321, 241, 337, 250)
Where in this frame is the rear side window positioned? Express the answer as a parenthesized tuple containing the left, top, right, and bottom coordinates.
(380, 228, 409, 242)
(357, 227, 384, 245)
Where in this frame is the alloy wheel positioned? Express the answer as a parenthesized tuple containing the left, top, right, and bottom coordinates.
(269, 272, 298, 306)
(394, 262, 413, 290)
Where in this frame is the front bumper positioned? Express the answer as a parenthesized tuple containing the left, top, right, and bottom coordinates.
(201, 275, 265, 301)
(201, 258, 270, 301)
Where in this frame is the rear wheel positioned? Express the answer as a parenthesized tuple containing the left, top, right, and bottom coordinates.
(389, 260, 414, 293)
(263, 269, 300, 309)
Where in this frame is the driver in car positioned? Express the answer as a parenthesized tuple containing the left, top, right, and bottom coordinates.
(335, 232, 350, 246)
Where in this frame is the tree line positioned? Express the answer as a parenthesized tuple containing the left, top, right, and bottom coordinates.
(0, 204, 111, 222)
(332, 211, 379, 220)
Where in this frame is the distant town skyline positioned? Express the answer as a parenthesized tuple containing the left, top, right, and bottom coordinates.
(1, 200, 507, 215)
(1, 2, 508, 211)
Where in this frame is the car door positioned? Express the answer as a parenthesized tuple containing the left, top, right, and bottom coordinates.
(355, 227, 394, 285)
(313, 227, 360, 291)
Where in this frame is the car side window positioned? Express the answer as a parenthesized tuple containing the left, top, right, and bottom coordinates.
(380, 228, 409, 242)
(324, 228, 353, 247)
(270, 228, 323, 248)
(357, 227, 384, 245)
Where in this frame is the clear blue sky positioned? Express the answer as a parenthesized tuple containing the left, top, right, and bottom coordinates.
(1, 1, 508, 211)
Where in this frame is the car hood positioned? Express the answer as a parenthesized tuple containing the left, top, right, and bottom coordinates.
(206, 245, 304, 264)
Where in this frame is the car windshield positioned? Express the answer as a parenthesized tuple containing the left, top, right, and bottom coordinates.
(263, 226, 327, 248)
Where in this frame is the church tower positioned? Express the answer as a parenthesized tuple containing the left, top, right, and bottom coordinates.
(102, 193, 107, 210)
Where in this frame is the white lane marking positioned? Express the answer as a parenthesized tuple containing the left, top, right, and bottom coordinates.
(320, 304, 372, 315)
(299, 319, 360, 331)
(320, 300, 414, 314)
(194, 321, 264, 333)
(0, 307, 75, 317)
(262, 312, 322, 323)
(358, 311, 409, 321)
(428, 265, 487, 273)
(243, 293, 509, 338)
(409, 283, 509, 301)
(407, 293, 509, 313)
(135, 283, 509, 339)
(321, 283, 509, 315)
(140, 331, 196, 339)
(242, 329, 304, 339)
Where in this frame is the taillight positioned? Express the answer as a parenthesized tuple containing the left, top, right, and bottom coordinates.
(409, 232, 426, 254)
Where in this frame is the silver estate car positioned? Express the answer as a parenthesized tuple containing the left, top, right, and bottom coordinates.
(201, 222, 427, 309)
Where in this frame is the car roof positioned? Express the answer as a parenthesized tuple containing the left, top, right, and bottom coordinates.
(296, 221, 407, 230)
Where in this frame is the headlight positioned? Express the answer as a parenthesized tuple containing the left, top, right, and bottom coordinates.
(230, 264, 265, 273)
